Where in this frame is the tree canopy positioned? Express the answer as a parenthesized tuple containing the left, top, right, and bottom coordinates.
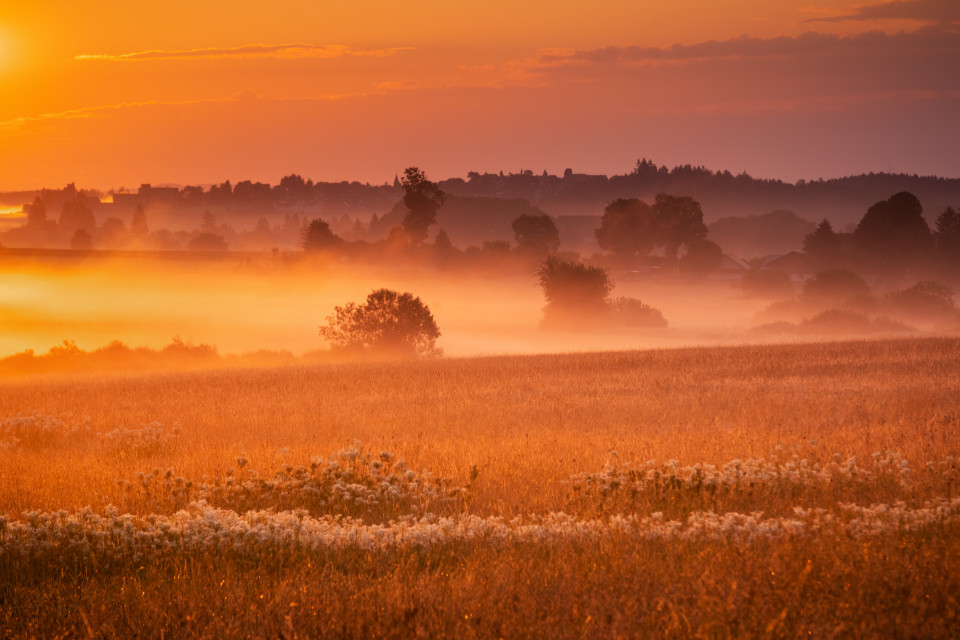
(854, 191, 932, 271)
(512, 214, 560, 256)
(803, 219, 843, 270)
(653, 194, 708, 259)
(400, 167, 445, 244)
(595, 194, 708, 263)
(595, 198, 657, 263)
(302, 218, 341, 252)
(319, 288, 441, 358)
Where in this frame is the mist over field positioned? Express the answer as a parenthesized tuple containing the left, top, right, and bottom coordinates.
(0, 259, 781, 361)
(4, 1, 960, 637)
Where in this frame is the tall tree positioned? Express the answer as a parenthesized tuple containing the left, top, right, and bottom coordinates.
(652, 194, 707, 259)
(803, 218, 843, 270)
(512, 214, 560, 256)
(400, 167, 445, 244)
(935, 206, 960, 269)
(595, 198, 657, 263)
(302, 218, 341, 252)
(854, 191, 932, 272)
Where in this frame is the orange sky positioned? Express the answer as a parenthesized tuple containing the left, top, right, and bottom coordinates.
(1, 0, 958, 190)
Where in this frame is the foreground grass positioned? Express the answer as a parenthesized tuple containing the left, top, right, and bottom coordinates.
(1, 337, 959, 637)
(5, 532, 959, 639)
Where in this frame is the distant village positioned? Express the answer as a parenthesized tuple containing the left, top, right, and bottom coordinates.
(1, 162, 958, 289)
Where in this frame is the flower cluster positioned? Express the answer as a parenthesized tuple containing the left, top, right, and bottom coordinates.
(0, 413, 91, 450)
(131, 445, 468, 521)
(568, 448, 917, 515)
(3, 497, 959, 565)
(0, 413, 179, 455)
(98, 422, 180, 454)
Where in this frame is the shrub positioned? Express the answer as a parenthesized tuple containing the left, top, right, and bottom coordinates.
(536, 257, 613, 327)
(884, 281, 956, 324)
(319, 289, 441, 357)
(608, 297, 668, 328)
(801, 269, 871, 307)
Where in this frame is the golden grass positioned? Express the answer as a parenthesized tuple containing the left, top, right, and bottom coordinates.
(2, 336, 960, 637)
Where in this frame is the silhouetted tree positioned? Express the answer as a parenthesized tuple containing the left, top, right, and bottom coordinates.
(884, 281, 956, 323)
(70, 228, 92, 251)
(200, 211, 218, 234)
(512, 214, 560, 256)
(131, 205, 149, 235)
(25, 197, 47, 227)
(319, 288, 441, 357)
(302, 218, 341, 252)
(935, 206, 960, 269)
(679, 238, 724, 277)
(595, 198, 657, 263)
(801, 269, 871, 308)
(803, 218, 845, 271)
(400, 167, 445, 244)
(433, 228, 460, 264)
(607, 297, 668, 328)
(537, 257, 612, 326)
(278, 173, 311, 200)
(854, 192, 932, 272)
(98, 217, 128, 248)
(652, 194, 708, 259)
(59, 195, 96, 238)
(13, 196, 60, 246)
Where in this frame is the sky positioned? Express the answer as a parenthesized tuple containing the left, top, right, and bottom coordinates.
(0, 0, 958, 191)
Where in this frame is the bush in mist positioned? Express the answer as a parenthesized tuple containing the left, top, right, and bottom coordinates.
(0, 338, 222, 375)
(883, 281, 957, 325)
(537, 257, 666, 329)
(607, 297, 668, 328)
(678, 238, 724, 278)
(302, 218, 342, 253)
(70, 229, 92, 251)
(319, 288, 441, 358)
(537, 257, 611, 325)
(801, 269, 872, 308)
(799, 310, 913, 335)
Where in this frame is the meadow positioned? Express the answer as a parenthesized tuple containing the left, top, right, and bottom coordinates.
(2, 336, 960, 638)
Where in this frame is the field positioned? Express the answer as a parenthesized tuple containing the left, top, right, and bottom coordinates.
(2, 337, 960, 638)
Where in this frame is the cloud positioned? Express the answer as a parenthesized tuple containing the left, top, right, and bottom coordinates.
(0, 99, 218, 131)
(75, 43, 412, 62)
(535, 26, 960, 66)
(803, 0, 960, 25)
(0, 85, 418, 133)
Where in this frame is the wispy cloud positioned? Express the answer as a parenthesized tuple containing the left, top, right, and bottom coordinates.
(802, 0, 960, 25)
(76, 43, 412, 62)
(535, 26, 960, 66)
(0, 86, 415, 132)
(0, 100, 205, 129)
(646, 89, 960, 116)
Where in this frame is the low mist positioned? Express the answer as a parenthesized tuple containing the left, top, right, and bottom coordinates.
(0, 256, 785, 367)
